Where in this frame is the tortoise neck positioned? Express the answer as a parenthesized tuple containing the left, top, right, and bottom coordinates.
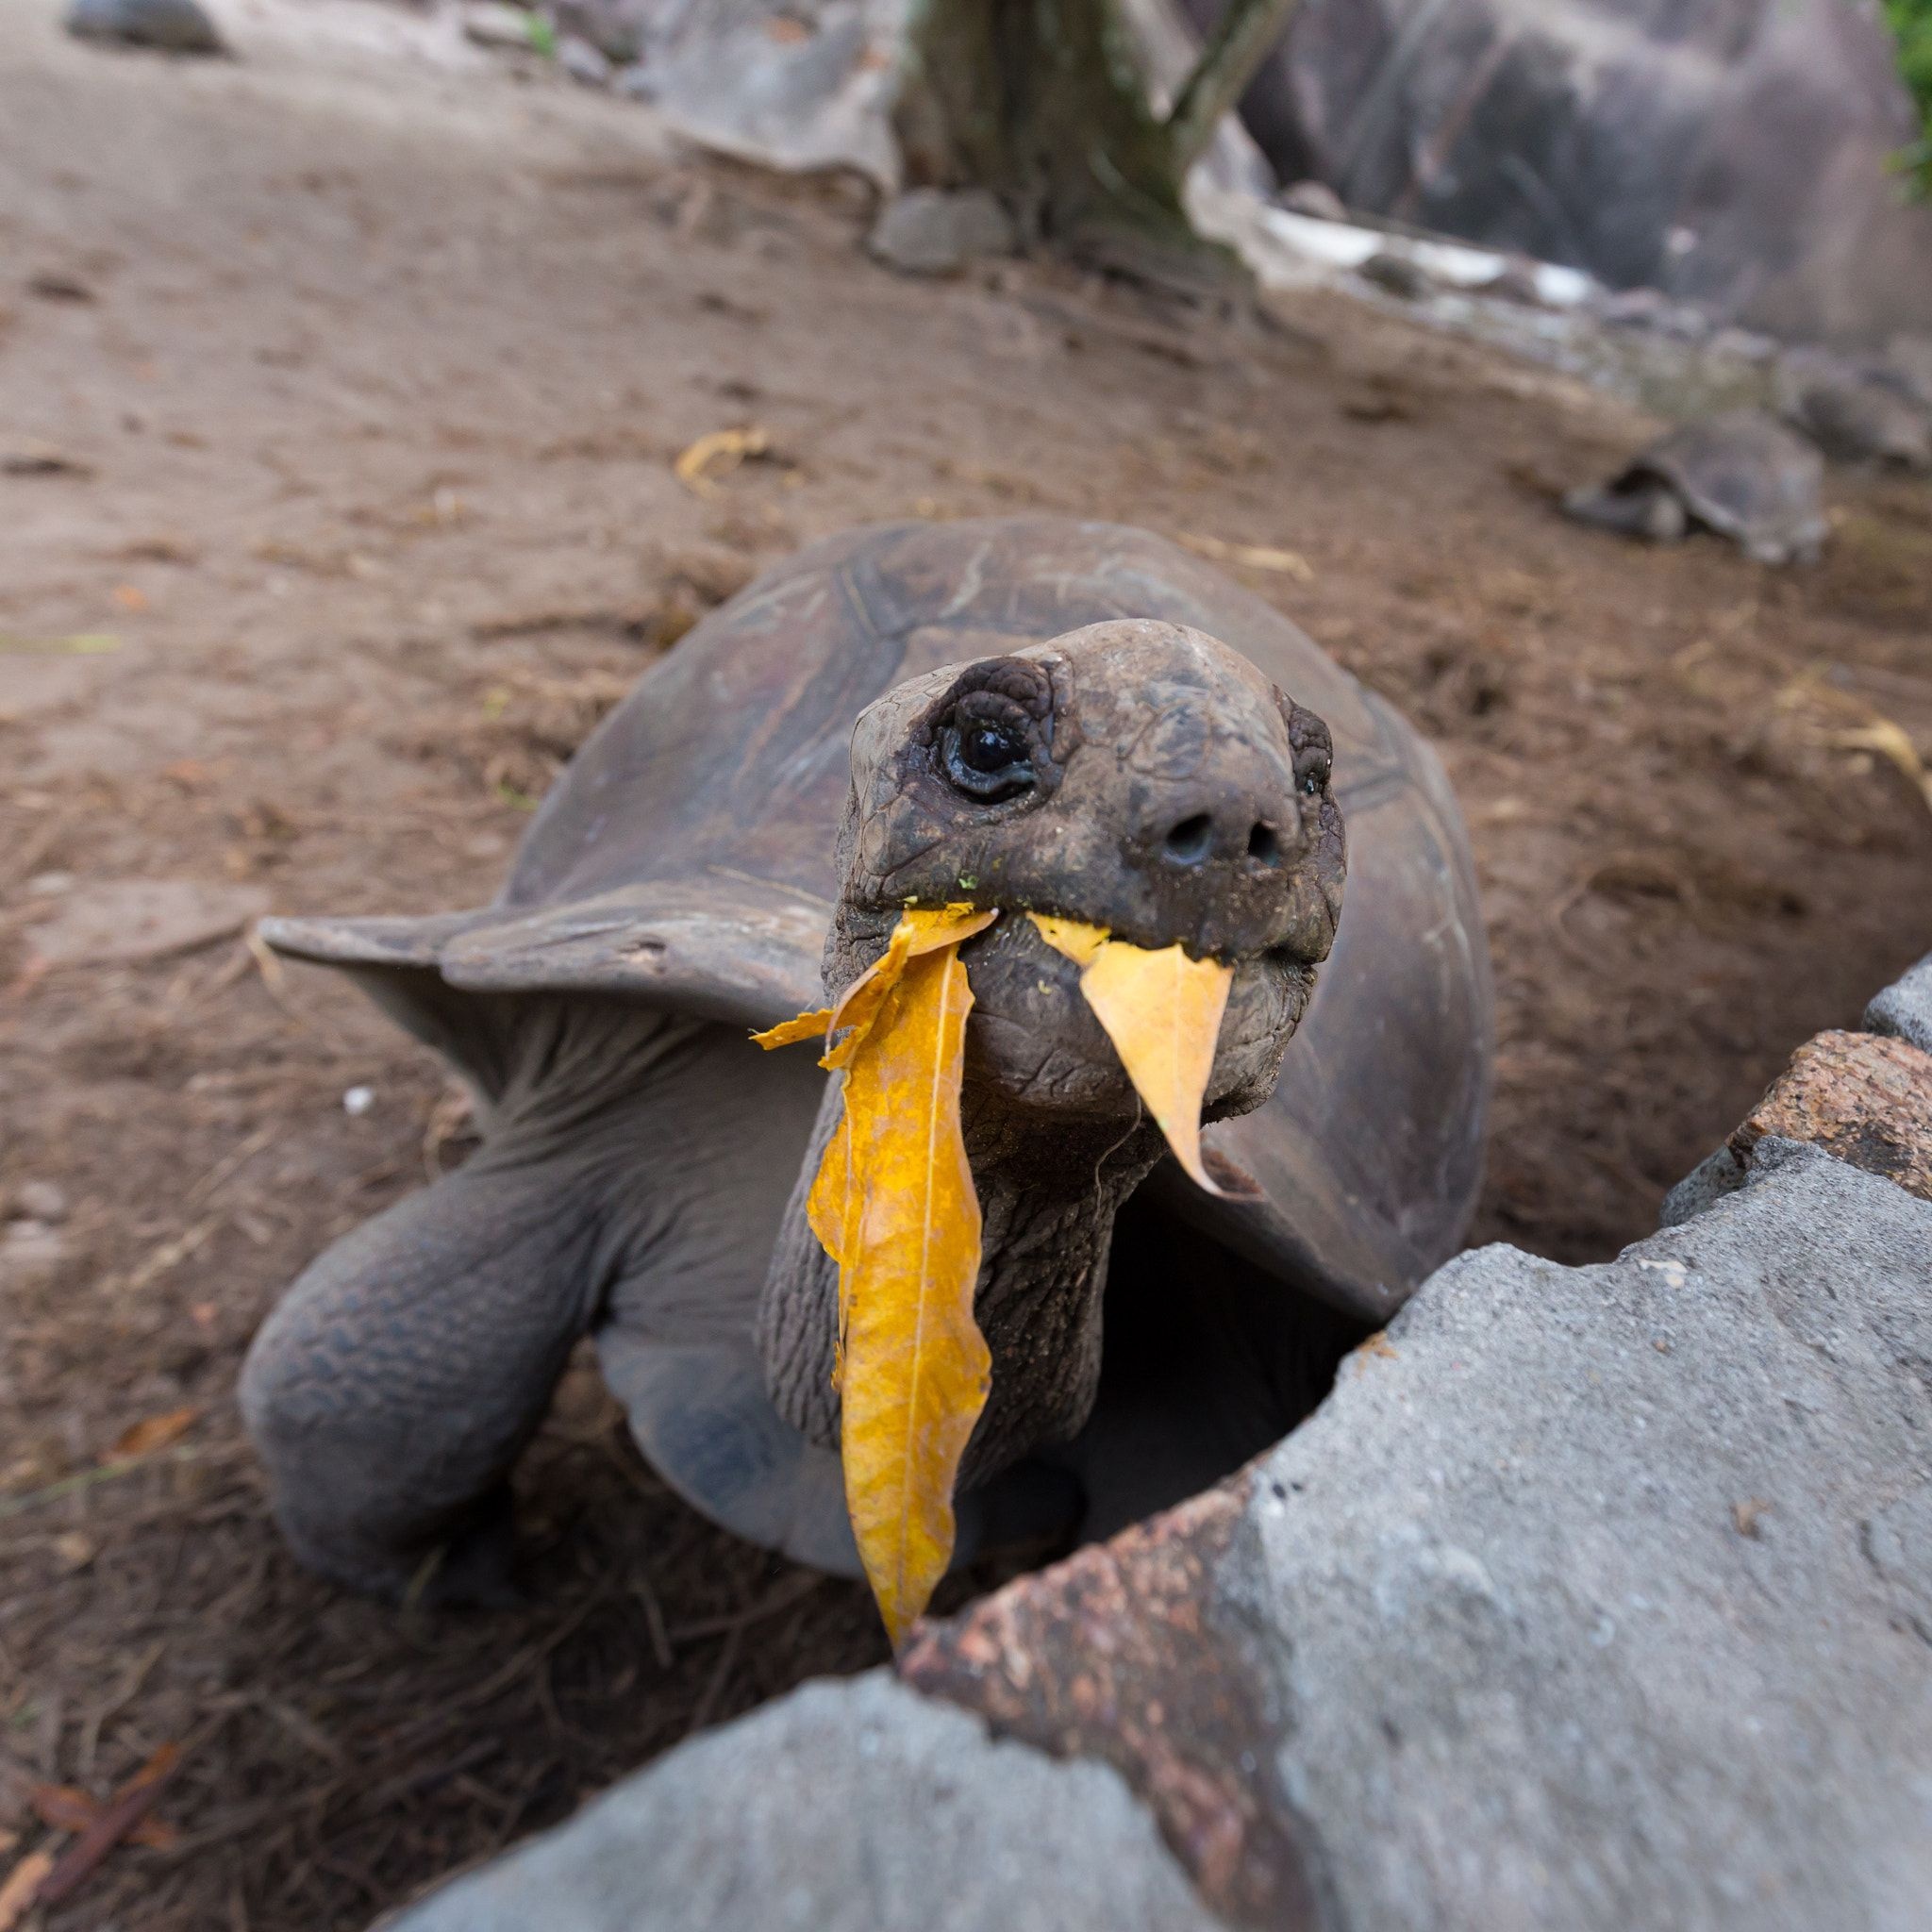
(757, 1086, 1164, 1486)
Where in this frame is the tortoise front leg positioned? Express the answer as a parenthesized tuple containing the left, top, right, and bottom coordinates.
(241, 1142, 612, 1605)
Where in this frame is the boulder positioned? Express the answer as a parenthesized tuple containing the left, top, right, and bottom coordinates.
(382, 1676, 1222, 1932)
(867, 188, 1016, 276)
(1183, 0, 1932, 344)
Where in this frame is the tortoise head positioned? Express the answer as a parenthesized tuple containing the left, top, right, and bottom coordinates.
(824, 618, 1346, 1125)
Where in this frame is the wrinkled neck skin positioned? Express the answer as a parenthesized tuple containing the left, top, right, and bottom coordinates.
(758, 1078, 1166, 1488)
(457, 994, 829, 1328)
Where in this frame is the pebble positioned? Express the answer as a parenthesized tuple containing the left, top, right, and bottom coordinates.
(557, 33, 611, 87)
(1277, 179, 1348, 222)
(13, 1181, 70, 1224)
(866, 190, 1016, 278)
(461, 1, 538, 52)
(1359, 252, 1433, 300)
(64, 0, 225, 54)
(343, 1085, 375, 1117)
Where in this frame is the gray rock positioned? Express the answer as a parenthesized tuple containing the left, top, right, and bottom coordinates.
(1278, 179, 1348, 222)
(461, 2, 539, 54)
(556, 32, 612, 86)
(1358, 251, 1433, 300)
(1657, 1141, 1747, 1226)
(11, 1181, 70, 1224)
(0, 1219, 69, 1289)
(545, 0, 656, 66)
(1866, 952, 1932, 1054)
(866, 189, 1016, 277)
(1187, 0, 1932, 345)
(64, 0, 225, 54)
(623, 1, 906, 192)
(1226, 1142, 1932, 1931)
(385, 1676, 1223, 1932)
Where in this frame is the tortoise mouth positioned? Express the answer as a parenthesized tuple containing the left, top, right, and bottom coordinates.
(957, 912, 1307, 1121)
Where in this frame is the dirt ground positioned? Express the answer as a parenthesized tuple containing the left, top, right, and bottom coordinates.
(1, 3, 1929, 1925)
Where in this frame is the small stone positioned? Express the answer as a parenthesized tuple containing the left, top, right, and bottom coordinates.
(1477, 256, 1549, 307)
(462, 1, 539, 52)
(342, 1085, 375, 1117)
(547, 0, 650, 64)
(1358, 252, 1433, 300)
(64, 0, 225, 54)
(25, 873, 75, 897)
(53, 1531, 97, 1574)
(13, 1181, 69, 1224)
(611, 60, 657, 100)
(1277, 179, 1347, 222)
(866, 190, 1016, 278)
(1596, 286, 1669, 328)
(556, 34, 611, 86)
(0, 1219, 69, 1286)
(1867, 953, 1932, 1054)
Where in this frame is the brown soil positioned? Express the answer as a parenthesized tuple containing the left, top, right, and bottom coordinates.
(2, 6, 1929, 1927)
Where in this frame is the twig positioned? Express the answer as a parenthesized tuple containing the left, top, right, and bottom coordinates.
(1166, 0, 1301, 171)
(0, 1444, 208, 1520)
(662, 1570, 825, 1645)
(0, 1850, 54, 1932)
(185, 1123, 277, 1209)
(684, 1622, 743, 1739)
(35, 1741, 182, 1907)
(630, 1571, 675, 1672)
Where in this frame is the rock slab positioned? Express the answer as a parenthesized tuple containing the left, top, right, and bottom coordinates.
(384, 1675, 1224, 1932)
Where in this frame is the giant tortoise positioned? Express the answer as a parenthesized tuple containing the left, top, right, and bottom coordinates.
(242, 517, 1492, 1605)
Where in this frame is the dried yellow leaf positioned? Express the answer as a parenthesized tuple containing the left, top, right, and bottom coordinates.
(1030, 913, 1234, 1194)
(1176, 531, 1315, 582)
(756, 905, 997, 1642)
(827, 943, 988, 1645)
(672, 425, 771, 499)
(749, 1008, 833, 1051)
(753, 904, 996, 1067)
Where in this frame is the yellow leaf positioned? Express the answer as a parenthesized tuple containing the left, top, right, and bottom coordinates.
(673, 425, 771, 499)
(108, 1406, 200, 1460)
(1828, 720, 1932, 816)
(1030, 914, 1234, 1194)
(828, 941, 988, 1646)
(749, 1008, 833, 1050)
(1027, 913, 1107, 968)
(752, 905, 997, 1067)
(1176, 531, 1315, 582)
(755, 905, 997, 1644)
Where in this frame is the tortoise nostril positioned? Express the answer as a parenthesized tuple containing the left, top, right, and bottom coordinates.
(1162, 813, 1215, 865)
(1246, 822, 1280, 864)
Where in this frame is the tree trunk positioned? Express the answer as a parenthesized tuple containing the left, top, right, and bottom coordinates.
(895, 0, 1299, 278)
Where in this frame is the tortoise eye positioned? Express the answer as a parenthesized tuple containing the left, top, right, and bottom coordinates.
(939, 705, 1036, 803)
